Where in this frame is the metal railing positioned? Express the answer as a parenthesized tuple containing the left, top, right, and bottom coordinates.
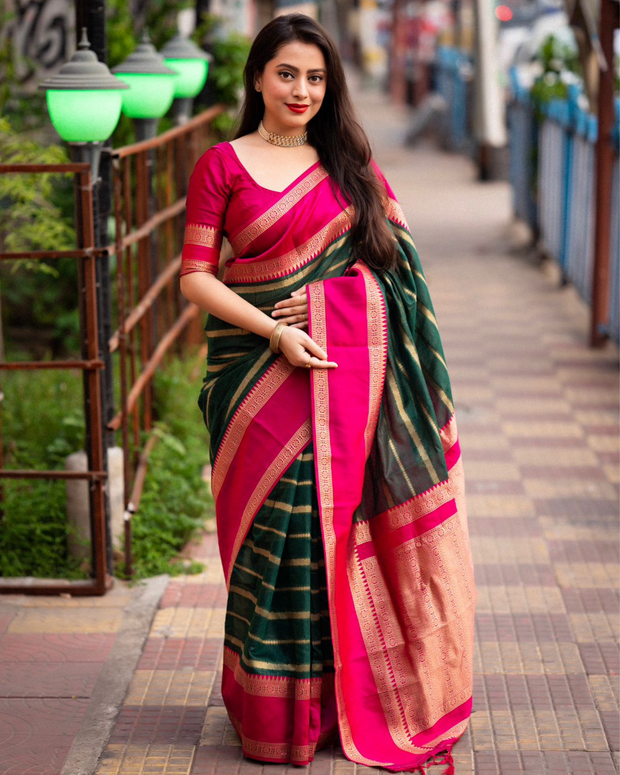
(0, 162, 110, 595)
(434, 46, 474, 154)
(565, 107, 597, 304)
(507, 79, 538, 233)
(0, 104, 223, 593)
(108, 105, 223, 578)
(508, 76, 620, 347)
(538, 100, 570, 269)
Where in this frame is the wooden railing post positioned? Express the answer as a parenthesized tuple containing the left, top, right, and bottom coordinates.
(590, 0, 620, 347)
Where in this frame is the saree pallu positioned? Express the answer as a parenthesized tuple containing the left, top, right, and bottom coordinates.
(198, 173, 477, 772)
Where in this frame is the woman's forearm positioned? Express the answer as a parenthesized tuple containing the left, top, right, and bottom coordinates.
(179, 272, 277, 339)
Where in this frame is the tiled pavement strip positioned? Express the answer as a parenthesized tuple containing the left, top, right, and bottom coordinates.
(1, 79, 618, 774)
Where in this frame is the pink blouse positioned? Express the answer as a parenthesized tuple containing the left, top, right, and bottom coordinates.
(180, 141, 404, 280)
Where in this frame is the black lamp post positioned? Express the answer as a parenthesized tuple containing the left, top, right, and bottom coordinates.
(39, 28, 128, 577)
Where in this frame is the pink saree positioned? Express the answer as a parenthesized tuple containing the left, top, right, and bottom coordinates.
(181, 142, 477, 771)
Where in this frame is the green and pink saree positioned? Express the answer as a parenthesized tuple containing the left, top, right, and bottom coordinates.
(180, 142, 477, 772)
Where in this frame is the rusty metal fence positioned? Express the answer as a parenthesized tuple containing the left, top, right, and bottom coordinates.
(0, 161, 110, 595)
(108, 106, 222, 577)
(0, 105, 223, 594)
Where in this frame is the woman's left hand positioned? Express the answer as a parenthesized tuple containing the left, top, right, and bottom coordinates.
(271, 288, 309, 330)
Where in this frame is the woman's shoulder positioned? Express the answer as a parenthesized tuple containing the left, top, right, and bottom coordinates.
(369, 157, 387, 184)
(195, 141, 234, 166)
(369, 157, 396, 200)
(192, 142, 237, 187)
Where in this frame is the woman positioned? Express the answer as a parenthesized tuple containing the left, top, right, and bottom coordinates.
(179, 13, 476, 773)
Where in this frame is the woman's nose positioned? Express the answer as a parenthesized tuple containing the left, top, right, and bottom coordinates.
(291, 78, 308, 99)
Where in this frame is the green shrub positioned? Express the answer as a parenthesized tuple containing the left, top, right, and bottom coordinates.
(530, 34, 582, 117)
(116, 353, 214, 580)
(201, 24, 252, 137)
(0, 369, 87, 579)
(0, 352, 214, 580)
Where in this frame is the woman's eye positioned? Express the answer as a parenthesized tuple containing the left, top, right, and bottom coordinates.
(309, 76, 323, 83)
(279, 71, 293, 79)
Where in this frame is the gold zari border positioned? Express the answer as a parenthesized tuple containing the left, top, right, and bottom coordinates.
(225, 418, 312, 588)
(440, 412, 458, 452)
(228, 710, 336, 762)
(184, 223, 221, 249)
(385, 197, 410, 230)
(229, 166, 329, 254)
(375, 477, 455, 532)
(223, 646, 334, 700)
(211, 359, 296, 500)
(224, 207, 354, 284)
(179, 259, 218, 276)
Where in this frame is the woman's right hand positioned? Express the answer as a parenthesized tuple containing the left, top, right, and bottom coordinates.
(278, 326, 338, 369)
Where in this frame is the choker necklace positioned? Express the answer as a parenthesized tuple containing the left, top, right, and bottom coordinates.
(258, 120, 308, 147)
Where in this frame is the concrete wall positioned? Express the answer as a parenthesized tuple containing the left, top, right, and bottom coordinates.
(1, 0, 73, 90)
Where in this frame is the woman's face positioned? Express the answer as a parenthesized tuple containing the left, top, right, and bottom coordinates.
(255, 40, 327, 135)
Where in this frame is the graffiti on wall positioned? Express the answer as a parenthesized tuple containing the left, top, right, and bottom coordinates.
(2, 0, 73, 88)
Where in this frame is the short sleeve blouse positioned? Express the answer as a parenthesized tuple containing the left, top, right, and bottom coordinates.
(180, 146, 231, 277)
(179, 146, 402, 279)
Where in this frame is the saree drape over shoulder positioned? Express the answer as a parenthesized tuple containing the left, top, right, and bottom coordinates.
(181, 142, 477, 772)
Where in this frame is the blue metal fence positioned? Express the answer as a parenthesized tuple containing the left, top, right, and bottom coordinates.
(538, 98, 572, 271)
(434, 50, 619, 344)
(508, 68, 620, 344)
(565, 104, 597, 304)
(507, 74, 538, 231)
(435, 47, 474, 154)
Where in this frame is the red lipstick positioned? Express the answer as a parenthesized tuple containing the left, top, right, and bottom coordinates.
(286, 104, 309, 113)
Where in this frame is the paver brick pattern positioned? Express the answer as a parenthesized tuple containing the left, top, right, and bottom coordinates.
(0, 584, 136, 775)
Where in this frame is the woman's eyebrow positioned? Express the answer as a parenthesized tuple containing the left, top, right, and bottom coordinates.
(276, 63, 327, 74)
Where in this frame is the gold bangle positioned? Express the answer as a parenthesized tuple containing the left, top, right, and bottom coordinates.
(269, 322, 287, 354)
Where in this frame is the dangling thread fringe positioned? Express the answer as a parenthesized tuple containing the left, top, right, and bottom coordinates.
(414, 749, 455, 774)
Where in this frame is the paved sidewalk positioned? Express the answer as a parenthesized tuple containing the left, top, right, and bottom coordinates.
(0, 576, 167, 775)
(1, 81, 618, 775)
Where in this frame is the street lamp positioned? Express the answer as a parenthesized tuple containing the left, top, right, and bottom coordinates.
(112, 31, 177, 142)
(39, 29, 126, 577)
(39, 28, 128, 180)
(160, 34, 212, 124)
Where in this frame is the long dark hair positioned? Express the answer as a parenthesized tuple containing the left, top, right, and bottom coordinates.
(234, 14, 397, 271)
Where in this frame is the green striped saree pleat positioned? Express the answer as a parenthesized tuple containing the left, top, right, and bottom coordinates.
(226, 440, 335, 678)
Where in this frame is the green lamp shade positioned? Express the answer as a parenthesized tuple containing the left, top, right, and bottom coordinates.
(115, 73, 175, 118)
(46, 89, 123, 142)
(165, 58, 208, 99)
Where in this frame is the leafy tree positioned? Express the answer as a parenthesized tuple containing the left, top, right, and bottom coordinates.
(0, 118, 75, 254)
(203, 24, 252, 136)
(530, 35, 583, 117)
(0, 118, 80, 356)
(0, 9, 51, 132)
